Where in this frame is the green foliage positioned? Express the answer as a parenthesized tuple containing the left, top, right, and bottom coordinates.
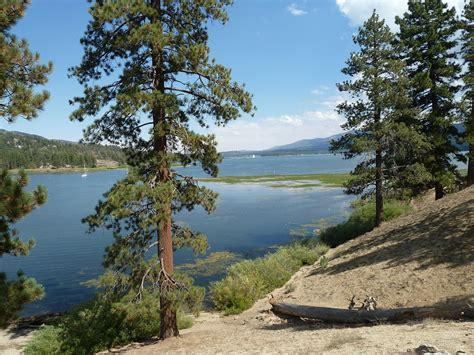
(0, 0, 52, 122)
(331, 10, 430, 221)
(319, 255, 329, 269)
(24, 280, 203, 354)
(0, 170, 47, 326)
(319, 199, 412, 248)
(0, 271, 44, 328)
(0, 130, 127, 170)
(0, 170, 47, 257)
(24, 326, 63, 355)
(211, 242, 329, 315)
(395, 0, 462, 196)
(70, 0, 254, 335)
(0, 0, 51, 328)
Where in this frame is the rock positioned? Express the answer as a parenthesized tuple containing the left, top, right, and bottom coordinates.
(411, 344, 443, 354)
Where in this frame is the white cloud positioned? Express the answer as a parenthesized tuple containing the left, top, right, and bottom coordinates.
(287, 3, 308, 16)
(211, 110, 344, 152)
(310, 85, 331, 95)
(335, 0, 464, 29)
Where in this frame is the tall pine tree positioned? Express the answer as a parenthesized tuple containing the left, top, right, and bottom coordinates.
(331, 11, 428, 226)
(70, 0, 254, 339)
(461, 0, 474, 187)
(396, 0, 462, 199)
(0, 0, 51, 326)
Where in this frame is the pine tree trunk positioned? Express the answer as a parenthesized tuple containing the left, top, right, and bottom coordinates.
(468, 143, 474, 187)
(435, 182, 444, 200)
(374, 106, 383, 227)
(152, 0, 178, 339)
(468, 101, 474, 187)
(157, 174, 179, 339)
(375, 147, 384, 227)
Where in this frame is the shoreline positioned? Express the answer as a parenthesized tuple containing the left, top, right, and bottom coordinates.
(6, 168, 351, 187)
(7, 166, 128, 174)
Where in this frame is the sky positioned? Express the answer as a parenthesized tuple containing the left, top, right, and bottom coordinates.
(1, 0, 465, 152)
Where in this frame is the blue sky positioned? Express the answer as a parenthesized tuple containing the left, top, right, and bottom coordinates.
(1, 0, 464, 151)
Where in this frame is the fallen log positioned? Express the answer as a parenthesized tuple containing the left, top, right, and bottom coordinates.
(269, 298, 474, 324)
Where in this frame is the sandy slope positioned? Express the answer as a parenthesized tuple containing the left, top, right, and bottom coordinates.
(123, 187, 474, 354)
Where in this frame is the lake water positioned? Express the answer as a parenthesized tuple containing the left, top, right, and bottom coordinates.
(1, 154, 466, 315)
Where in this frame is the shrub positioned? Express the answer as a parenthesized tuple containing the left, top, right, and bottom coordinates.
(319, 199, 411, 247)
(24, 275, 203, 354)
(23, 326, 63, 355)
(211, 242, 328, 315)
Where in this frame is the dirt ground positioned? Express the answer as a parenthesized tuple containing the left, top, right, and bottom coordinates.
(0, 325, 36, 355)
(121, 187, 474, 354)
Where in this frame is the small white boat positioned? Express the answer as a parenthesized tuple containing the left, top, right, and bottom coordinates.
(81, 164, 88, 178)
(252, 154, 256, 159)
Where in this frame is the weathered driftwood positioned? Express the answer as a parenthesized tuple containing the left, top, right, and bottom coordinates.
(269, 298, 474, 324)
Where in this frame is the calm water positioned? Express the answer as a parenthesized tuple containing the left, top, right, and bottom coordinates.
(3, 153, 464, 315)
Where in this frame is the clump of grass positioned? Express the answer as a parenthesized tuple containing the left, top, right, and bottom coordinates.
(319, 255, 329, 269)
(211, 242, 329, 315)
(319, 199, 412, 248)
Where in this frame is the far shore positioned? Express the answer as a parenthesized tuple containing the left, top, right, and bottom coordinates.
(8, 166, 128, 174)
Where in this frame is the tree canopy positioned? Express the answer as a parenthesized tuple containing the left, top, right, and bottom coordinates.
(396, 0, 462, 199)
(0, 0, 51, 327)
(331, 10, 429, 226)
(0, 0, 52, 123)
(71, 0, 254, 338)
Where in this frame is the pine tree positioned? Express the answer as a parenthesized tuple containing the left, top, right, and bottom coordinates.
(395, 0, 462, 199)
(0, 0, 52, 122)
(0, 0, 51, 326)
(461, 0, 474, 187)
(331, 11, 429, 227)
(0, 170, 47, 327)
(70, 0, 254, 338)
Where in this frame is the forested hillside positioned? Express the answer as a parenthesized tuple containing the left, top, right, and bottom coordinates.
(0, 130, 126, 169)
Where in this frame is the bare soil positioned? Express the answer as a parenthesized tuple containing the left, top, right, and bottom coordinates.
(122, 187, 474, 354)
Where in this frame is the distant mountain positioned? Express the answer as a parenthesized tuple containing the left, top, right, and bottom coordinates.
(221, 132, 344, 157)
(267, 133, 345, 153)
(0, 129, 126, 170)
(222, 123, 468, 158)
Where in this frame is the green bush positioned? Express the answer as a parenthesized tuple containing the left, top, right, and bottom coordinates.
(319, 199, 411, 248)
(23, 326, 63, 355)
(211, 242, 329, 315)
(24, 275, 203, 354)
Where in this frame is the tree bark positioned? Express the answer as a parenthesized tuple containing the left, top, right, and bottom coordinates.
(468, 142, 474, 187)
(374, 106, 384, 227)
(152, 0, 179, 339)
(269, 299, 474, 324)
(435, 182, 444, 200)
(467, 101, 474, 187)
(375, 147, 384, 227)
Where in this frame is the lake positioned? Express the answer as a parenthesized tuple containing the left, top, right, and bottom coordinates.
(1, 154, 466, 315)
